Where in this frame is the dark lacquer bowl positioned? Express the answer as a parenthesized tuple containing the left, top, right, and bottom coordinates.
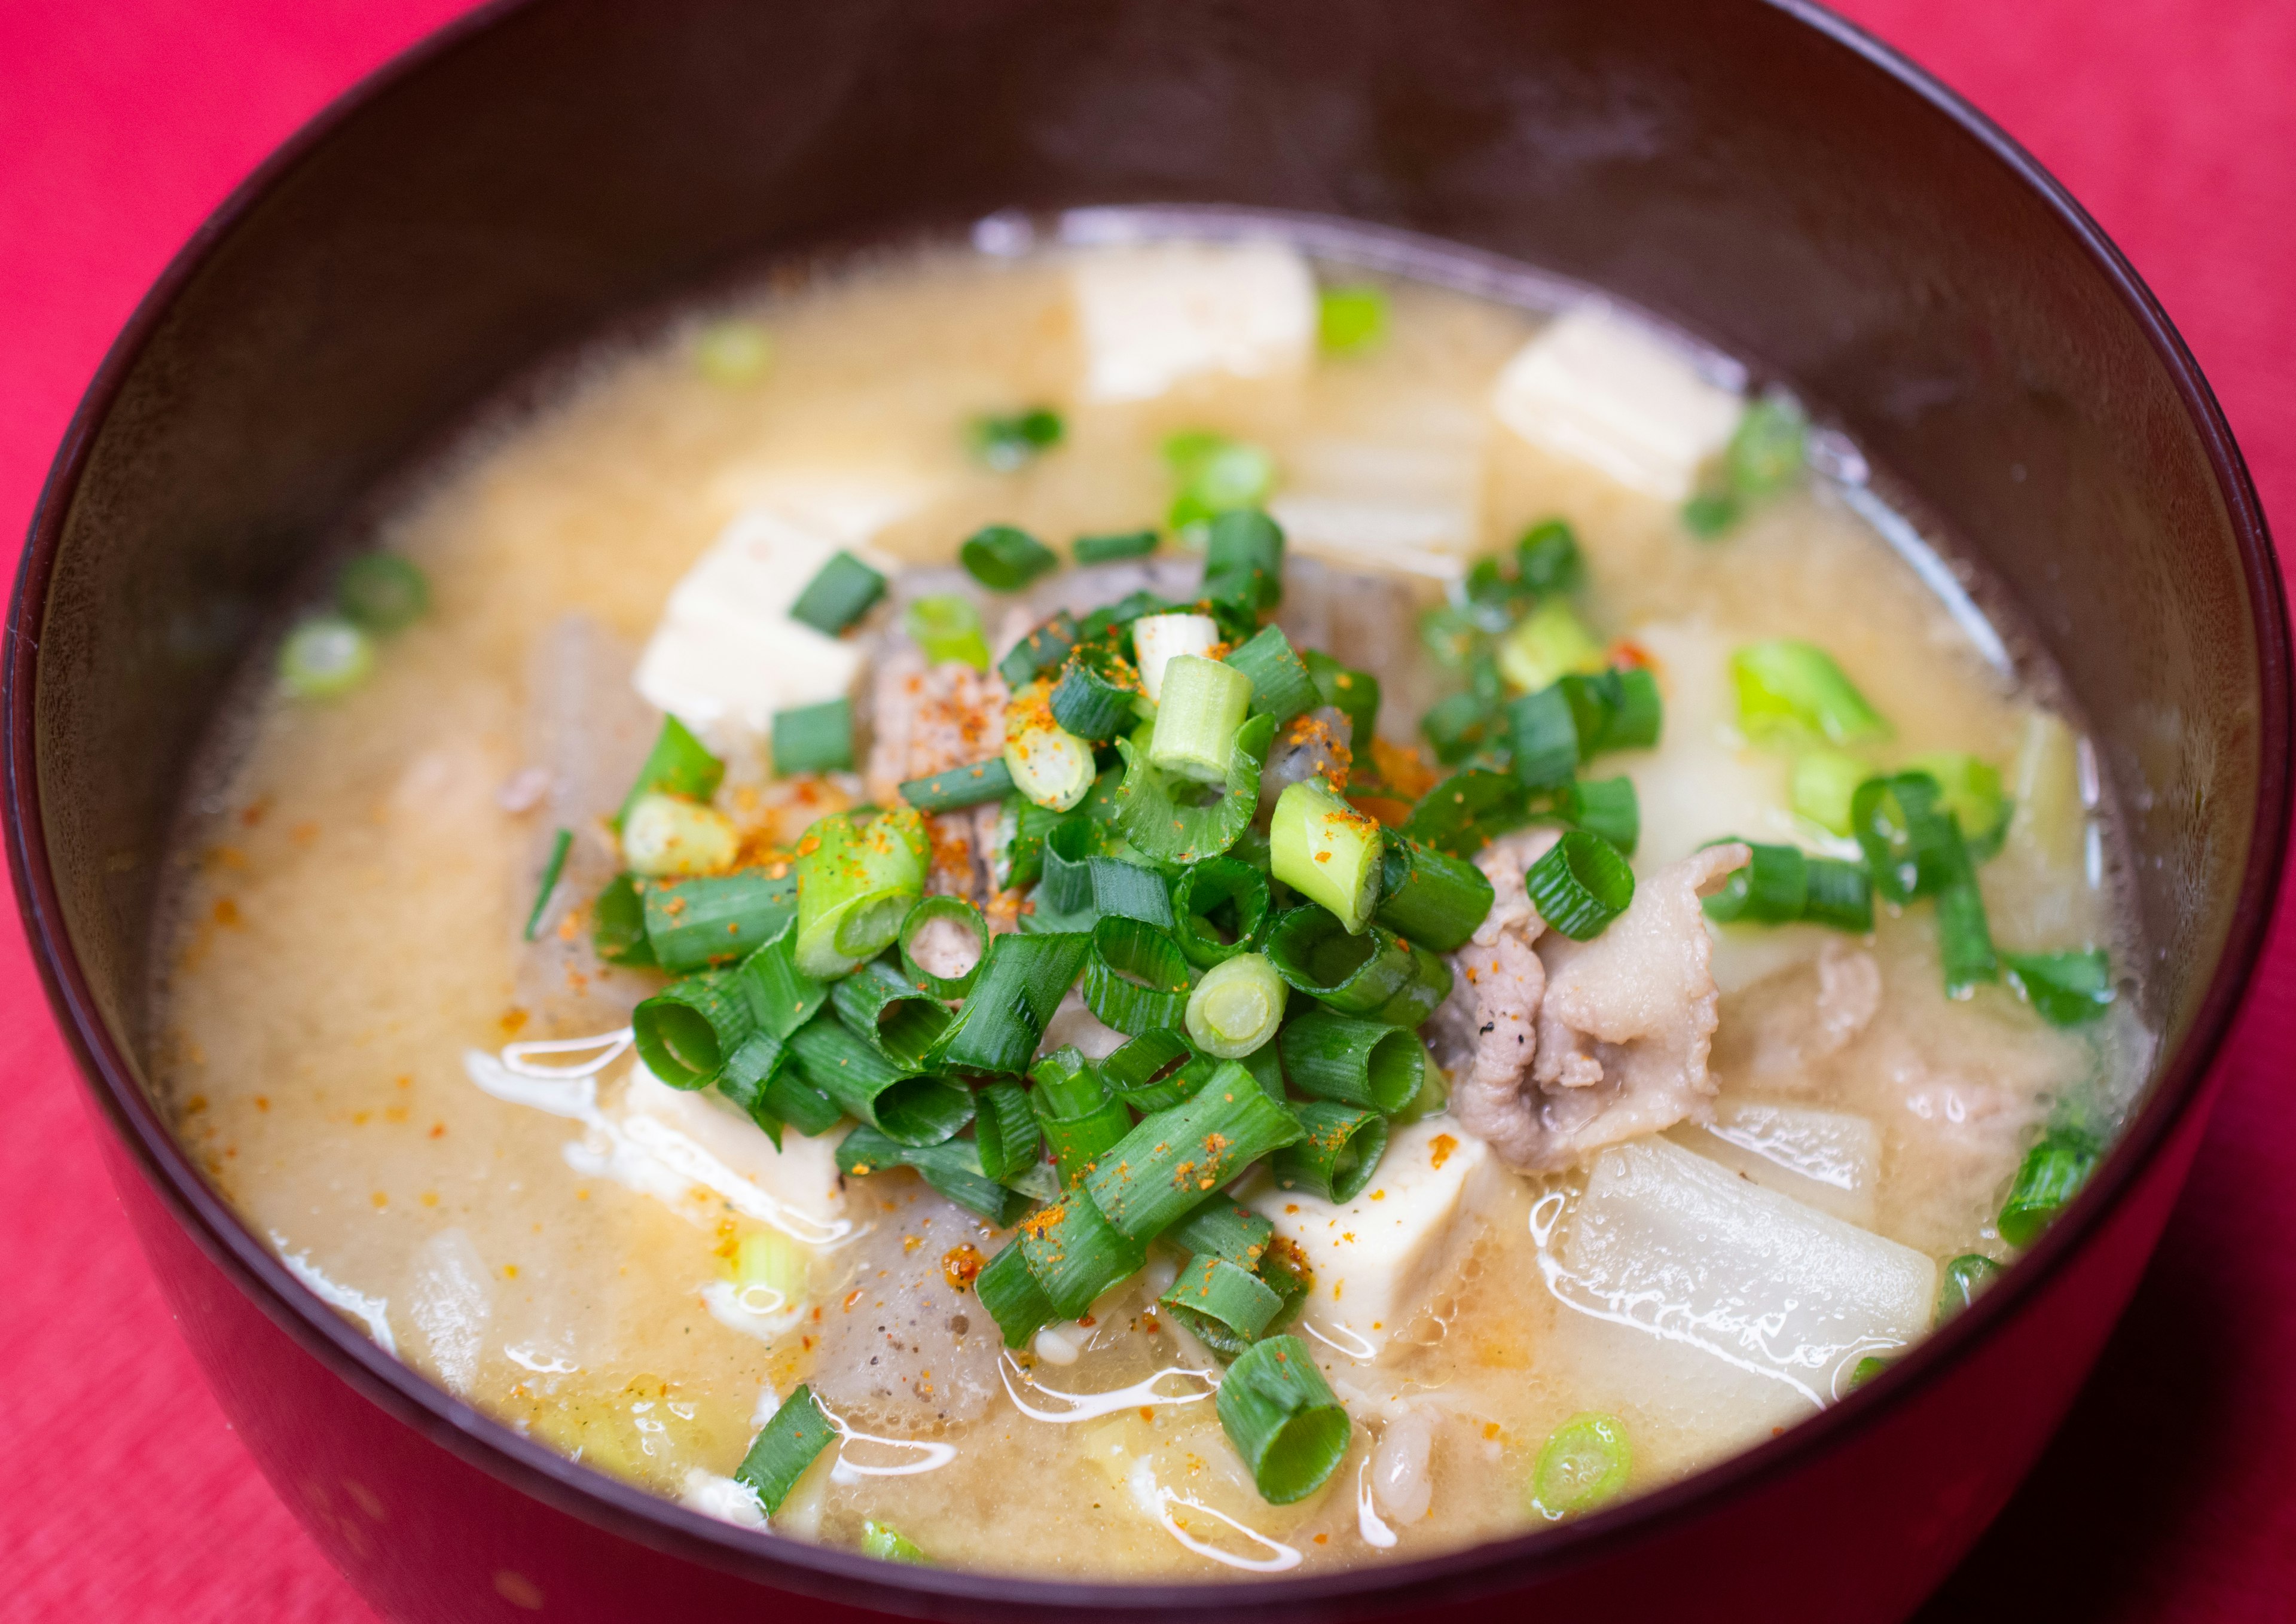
(8, 2, 2285, 1620)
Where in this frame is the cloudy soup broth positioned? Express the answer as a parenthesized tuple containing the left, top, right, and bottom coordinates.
(158, 229, 2145, 1579)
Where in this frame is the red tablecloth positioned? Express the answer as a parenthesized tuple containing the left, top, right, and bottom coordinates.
(1, 3, 2289, 1618)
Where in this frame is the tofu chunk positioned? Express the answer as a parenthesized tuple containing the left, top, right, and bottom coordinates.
(1491, 307, 1742, 501)
(1554, 1138, 1933, 1442)
(1670, 1099, 1883, 1229)
(1249, 1116, 1501, 1360)
(1070, 242, 1316, 402)
(1270, 393, 1489, 582)
(618, 1062, 846, 1231)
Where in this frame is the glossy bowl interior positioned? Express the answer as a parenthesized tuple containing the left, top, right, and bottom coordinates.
(8, 2, 2285, 1620)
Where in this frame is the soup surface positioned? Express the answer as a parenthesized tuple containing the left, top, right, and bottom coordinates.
(155, 227, 2147, 1579)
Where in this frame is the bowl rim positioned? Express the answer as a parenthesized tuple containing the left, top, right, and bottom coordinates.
(7, 0, 2288, 1616)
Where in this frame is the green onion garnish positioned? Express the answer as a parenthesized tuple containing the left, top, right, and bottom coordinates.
(1073, 529, 1158, 564)
(1170, 857, 1273, 968)
(860, 1521, 930, 1565)
(1507, 684, 1584, 790)
(1525, 831, 1635, 940)
(335, 554, 430, 634)
(1004, 679, 1097, 812)
(523, 828, 573, 942)
(1166, 434, 1277, 535)
(1936, 860, 2000, 996)
(1114, 712, 1275, 865)
(1090, 856, 1176, 930)
(788, 550, 887, 636)
(1030, 1048, 1134, 1188)
(1563, 775, 1641, 854)
(1496, 598, 1605, 694)
(972, 1079, 1043, 1184)
(278, 615, 375, 700)
(1019, 1188, 1149, 1318)
(634, 968, 757, 1089)
(792, 808, 928, 977)
(905, 593, 991, 670)
(1085, 1063, 1303, 1241)
(1529, 1412, 1631, 1519)
(1223, 625, 1320, 725)
(1272, 1099, 1388, 1203)
(1905, 750, 2012, 860)
(960, 523, 1060, 591)
(829, 958, 955, 1070)
(1403, 768, 1532, 857)
(1732, 639, 1888, 748)
(734, 1384, 835, 1515)
(642, 866, 799, 973)
(897, 894, 987, 999)
(1279, 1010, 1425, 1112)
(761, 1064, 843, 1140)
(1849, 771, 1960, 903)
(931, 930, 1090, 1076)
(1097, 1028, 1201, 1112)
(1373, 834, 1495, 952)
(1083, 916, 1195, 1036)
(591, 873, 657, 967)
(998, 609, 1080, 688)
(713, 1028, 790, 1144)
(1201, 507, 1287, 612)
(692, 319, 772, 386)
(1049, 645, 1141, 741)
(621, 791, 739, 879)
(1165, 1253, 1285, 1347)
(1419, 605, 1483, 673)
(1169, 1195, 1274, 1268)
(1419, 690, 1496, 765)
(1037, 818, 1098, 917)
(1150, 655, 1254, 784)
(1515, 518, 1585, 594)
(969, 407, 1064, 472)
(616, 715, 725, 829)
(1727, 395, 1809, 496)
(1302, 648, 1379, 750)
(1790, 749, 1871, 837)
(1216, 1335, 1349, 1505)
(989, 794, 1071, 892)
(1801, 856, 1876, 933)
(789, 1014, 973, 1146)
(740, 920, 831, 1039)
(976, 1241, 1056, 1348)
(900, 755, 1016, 813)
(2003, 948, 2115, 1025)
(838, 1125, 1026, 1225)
(1700, 840, 1809, 926)
(1936, 1253, 2004, 1323)
(1997, 1128, 2100, 1246)
(1270, 779, 1384, 934)
(1847, 1355, 1894, 1389)
(771, 697, 854, 776)
(1183, 952, 1286, 1059)
(1264, 905, 1454, 1026)
(1317, 285, 1389, 356)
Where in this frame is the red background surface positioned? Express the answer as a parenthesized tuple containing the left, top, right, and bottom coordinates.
(1, 2, 2289, 1618)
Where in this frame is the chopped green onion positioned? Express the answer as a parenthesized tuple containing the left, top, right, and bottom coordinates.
(789, 1015, 972, 1146)
(999, 610, 1080, 688)
(739, 919, 831, 1040)
(2003, 948, 2115, 1026)
(972, 1079, 1043, 1184)
(931, 930, 1090, 1076)
(1507, 685, 1582, 790)
(761, 1063, 842, 1140)
(1316, 285, 1389, 356)
(1681, 491, 1741, 538)
(644, 866, 799, 972)
(860, 1521, 930, 1565)
(1419, 690, 1497, 765)
(1085, 1063, 1303, 1241)
(1998, 1129, 2100, 1246)
(1601, 668, 1663, 750)
(1515, 519, 1585, 594)
(1937, 1253, 2004, 1323)
(976, 1241, 1055, 1347)
(1937, 862, 2000, 996)
(336, 554, 430, 633)
(278, 615, 375, 700)
(1563, 776, 1641, 854)
(1004, 679, 1097, 811)
(897, 895, 987, 998)
(1098, 1029, 1203, 1112)
(1272, 1100, 1388, 1203)
(1018, 1188, 1148, 1317)
(1700, 840, 1808, 926)
(1050, 645, 1141, 740)
(1419, 605, 1483, 673)
(1170, 1195, 1273, 1268)
(1115, 712, 1275, 865)
(1083, 916, 1195, 1036)
(523, 829, 573, 942)
(1167, 435, 1277, 535)
(634, 969, 756, 1089)
(1790, 749, 1870, 837)
(1074, 529, 1159, 564)
(1727, 395, 1809, 497)
(1280, 1011, 1425, 1112)
(792, 808, 929, 977)
(1171, 857, 1273, 968)
(1403, 768, 1532, 857)
(960, 523, 1060, 592)
(788, 550, 887, 637)
(1391, 1047, 1449, 1124)
(1090, 857, 1176, 930)
(1850, 771, 1961, 903)
(770, 698, 853, 776)
(1374, 834, 1495, 952)
(830, 959, 954, 1069)
(1263, 906, 1453, 1026)
(617, 715, 725, 828)
(839, 1125, 1027, 1224)
(1497, 599, 1606, 694)
(1039, 819, 1098, 916)
(906, 593, 991, 670)
(1906, 750, 2012, 861)
(734, 1385, 835, 1515)
(591, 873, 657, 967)
(1223, 625, 1320, 725)
(1216, 1335, 1349, 1506)
(1802, 857, 1876, 933)
(1184, 952, 1286, 1058)
(1302, 649, 1379, 750)
(1529, 1412, 1631, 1519)
(900, 755, 1016, 813)
(1077, 589, 1176, 645)
(1150, 655, 1254, 784)
(1030, 1050, 1133, 1188)
(1201, 508, 1287, 612)
(1847, 1355, 1894, 1389)
(1131, 612, 1220, 704)
(1270, 780, 1384, 934)
(621, 791, 739, 879)
(713, 1030, 790, 1143)
(990, 795, 1071, 892)
(969, 407, 1064, 472)
(1732, 640, 1888, 748)
(1165, 1253, 1284, 1347)
(693, 319, 772, 386)
(1525, 831, 1635, 940)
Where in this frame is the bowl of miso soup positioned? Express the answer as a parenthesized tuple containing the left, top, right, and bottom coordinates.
(11, 2, 2284, 1620)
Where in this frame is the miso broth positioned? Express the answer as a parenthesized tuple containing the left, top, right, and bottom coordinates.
(154, 228, 2145, 1579)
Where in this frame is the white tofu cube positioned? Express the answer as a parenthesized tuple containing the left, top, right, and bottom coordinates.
(1555, 1139, 1933, 1437)
(619, 1062, 847, 1232)
(1671, 1100, 1883, 1229)
(1491, 307, 1742, 501)
(1248, 1116, 1501, 1360)
(1070, 242, 1316, 402)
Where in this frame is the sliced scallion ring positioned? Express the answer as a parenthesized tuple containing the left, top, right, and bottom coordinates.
(1271, 1098, 1388, 1203)
(960, 523, 1060, 591)
(335, 554, 430, 633)
(1278, 1011, 1424, 1112)
(899, 755, 1015, 813)
(1171, 857, 1272, 967)
(1083, 1064, 1302, 1241)
(734, 1384, 836, 1515)
(278, 615, 375, 700)
(972, 1079, 1043, 1185)
(1183, 952, 1286, 1059)
(828, 959, 954, 1070)
(1528, 1412, 1632, 1520)
(897, 895, 988, 998)
(1215, 1335, 1349, 1505)
(1049, 645, 1141, 740)
(1162, 1252, 1283, 1341)
(1525, 831, 1635, 940)
(1082, 916, 1195, 1036)
(1016, 1189, 1147, 1319)
(976, 1241, 1055, 1348)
